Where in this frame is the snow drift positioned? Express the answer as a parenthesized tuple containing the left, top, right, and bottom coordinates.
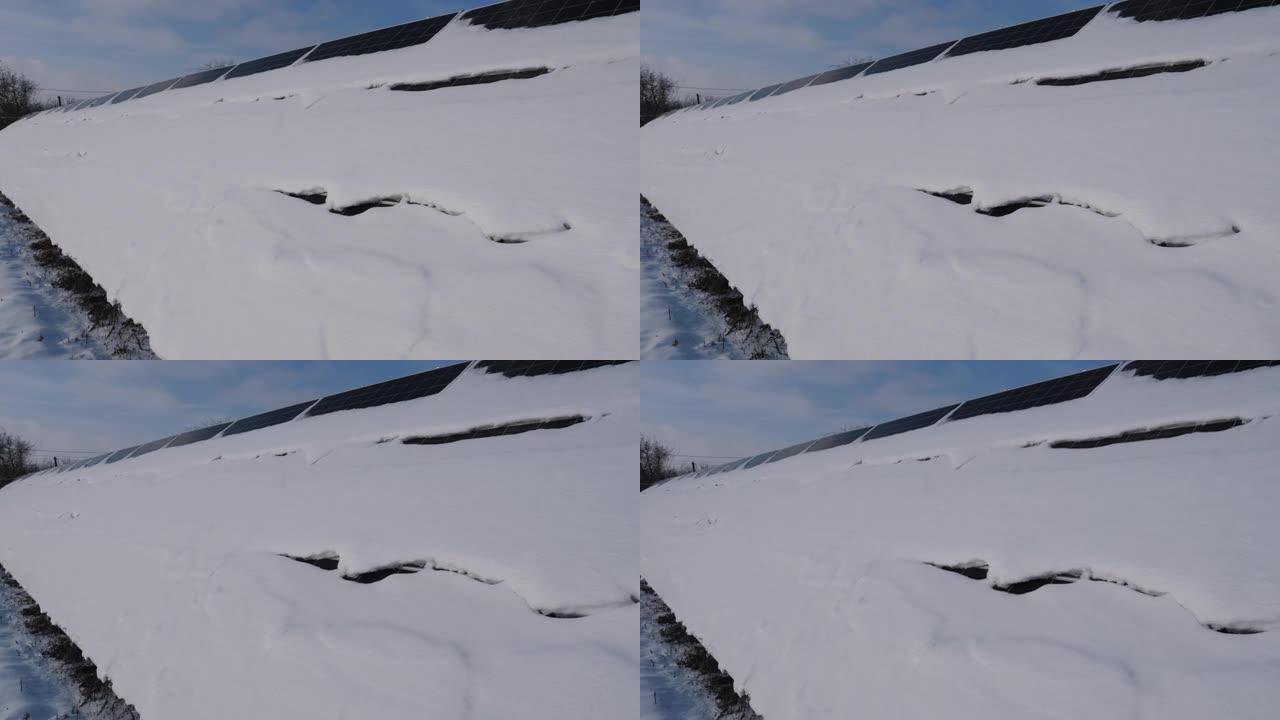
(642, 2, 1280, 359)
(0, 360, 638, 720)
(0, 3, 638, 359)
(643, 362, 1280, 720)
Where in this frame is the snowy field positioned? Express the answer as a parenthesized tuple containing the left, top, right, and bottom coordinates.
(642, 7, 1280, 359)
(643, 365, 1280, 719)
(0, 576, 80, 720)
(0, 363, 637, 719)
(0, 12, 637, 360)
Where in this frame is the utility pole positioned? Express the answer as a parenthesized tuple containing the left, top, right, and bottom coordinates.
(58, 96, 63, 107)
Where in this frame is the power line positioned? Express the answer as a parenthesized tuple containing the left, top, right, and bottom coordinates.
(674, 85, 751, 93)
(670, 454, 741, 460)
(36, 87, 116, 94)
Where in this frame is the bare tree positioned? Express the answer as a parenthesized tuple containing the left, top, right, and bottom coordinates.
(641, 65, 695, 126)
(641, 434, 679, 490)
(0, 430, 40, 488)
(0, 62, 43, 130)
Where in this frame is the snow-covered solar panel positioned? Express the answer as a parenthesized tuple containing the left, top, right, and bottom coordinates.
(1109, 0, 1280, 22)
(222, 401, 315, 437)
(946, 6, 1105, 57)
(749, 83, 784, 102)
(127, 435, 176, 460)
(722, 91, 754, 106)
(771, 73, 821, 98)
(133, 77, 181, 100)
(1122, 360, 1280, 380)
(949, 364, 1117, 421)
(304, 13, 457, 63)
(764, 439, 818, 465)
(460, 0, 640, 30)
(105, 446, 141, 464)
(864, 41, 956, 76)
(81, 454, 111, 468)
(306, 362, 468, 417)
(804, 427, 871, 454)
(863, 404, 959, 441)
(111, 87, 145, 104)
(743, 452, 776, 470)
(473, 360, 630, 378)
(166, 422, 233, 449)
(222, 47, 315, 80)
(170, 66, 233, 90)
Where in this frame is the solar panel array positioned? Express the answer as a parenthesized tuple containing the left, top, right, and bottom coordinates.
(657, 0, 1280, 120)
(1121, 360, 1280, 380)
(221, 401, 317, 437)
(948, 364, 1117, 421)
(473, 360, 632, 378)
(862, 404, 960, 440)
(305, 362, 468, 417)
(38, 0, 637, 117)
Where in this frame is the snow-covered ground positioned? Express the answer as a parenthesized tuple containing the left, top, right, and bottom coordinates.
(0, 11, 637, 360)
(0, 363, 637, 719)
(643, 364, 1280, 719)
(642, 6, 1280, 359)
(0, 576, 80, 720)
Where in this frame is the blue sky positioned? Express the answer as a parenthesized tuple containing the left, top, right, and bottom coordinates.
(642, 361, 1116, 467)
(644, 0, 1092, 97)
(0, 361, 455, 464)
(0, 0, 473, 103)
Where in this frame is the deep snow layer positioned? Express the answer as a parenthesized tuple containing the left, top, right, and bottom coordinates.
(0, 14, 637, 359)
(0, 363, 637, 719)
(643, 366, 1280, 719)
(642, 8, 1280, 359)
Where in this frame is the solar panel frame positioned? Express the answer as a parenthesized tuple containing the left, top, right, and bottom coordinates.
(461, 0, 639, 30)
(170, 66, 233, 90)
(305, 13, 457, 63)
(946, 6, 1105, 58)
(1109, 0, 1280, 22)
(864, 41, 956, 76)
(948, 364, 1118, 421)
(166, 422, 234, 449)
(804, 427, 872, 454)
(472, 360, 630, 378)
(223, 46, 316, 80)
(306, 362, 468, 418)
(1121, 360, 1280, 380)
(222, 401, 316, 437)
(862, 405, 959, 441)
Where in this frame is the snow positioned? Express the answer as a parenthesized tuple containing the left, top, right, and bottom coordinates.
(0, 363, 637, 720)
(0, 578, 79, 720)
(642, 365, 1280, 720)
(639, 585, 722, 720)
(0, 13, 637, 359)
(642, 8, 1280, 359)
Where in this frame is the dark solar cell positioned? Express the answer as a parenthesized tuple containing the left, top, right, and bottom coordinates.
(864, 41, 955, 76)
(461, 0, 639, 30)
(1122, 360, 1280, 380)
(770, 73, 820, 98)
(81, 453, 111, 468)
(748, 83, 784, 101)
(223, 401, 315, 437)
(307, 363, 468, 417)
(134, 77, 180, 100)
(862, 405, 959, 441)
(170, 66, 232, 90)
(1110, 0, 1280, 22)
(105, 446, 142, 465)
(764, 439, 817, 464)
(722, 91, 754, 106)
(388, 67, 550, 92)
(946, 6, 1104, 57)
(743, 452, 776, 469)
(473, 360, 631, 378)
(128, 436, 177, 459)
(809, 62, 874, 89)
(223, 47, 315, 80)
(949, 364, 1117, 421)
(805, 427, 872, 454)
(111, 87, 146, 104)
(306, 13, 456, 63)
(167, 422, 234, 449)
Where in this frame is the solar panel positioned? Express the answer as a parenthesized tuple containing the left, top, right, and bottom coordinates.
(764, 439, 818, 464)
(809, 62, 875, 89)
(127, 435, 177, 460)
(709, 96, 736, 109)
(1050, 417, 1247, 449)
(105, 446, 142, 464)
(1109, 0, 1280, 22)
(748, 83, 784, 102)
(306, 363, 468, 418)
(949, 364, 1117, 421)
(85, 94, 117, 108)
(461, 0, 639, 30)
(133, 77, 181, 100)
(770, 73, 820, 98)
(715, 458, 751, 475)
(305, 13, 456, 63)
(81, 453, 111, 468)
(111, 87, 146, 104)
(170, 66, 232, 90)
(864, 41, 955, 76)
(1121, 360, 1280, 380)
(743, 452, 776, 470)
(388, 67, 550, 92)
(166, 422, 234, 449)
(722, 91, 754, 106)
(223, 47, 315, 80)
(862, 405, 959, 441)
(804, 427, 871, 454)
(222, 401, 315, 437)
(473, 360, 630, 378)
(946, 6, 1104, 58)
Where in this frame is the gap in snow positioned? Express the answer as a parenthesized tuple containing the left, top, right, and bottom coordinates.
(343, 561, 426, 584)
(1031, 59, 1211, 86)
(388, 66, 553, 92)
(281, 552, 340, 571)
(1045, 417, 1250, 449)
(400, 414, 589, 445)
